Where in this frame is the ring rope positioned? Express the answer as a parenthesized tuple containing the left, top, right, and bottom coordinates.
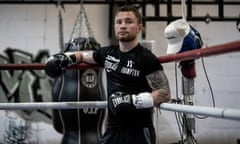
(0, 101, 107, 109)
(0, 101, 239, 121)
(159, 103, 240, 121)
(0, 40, 239, 70)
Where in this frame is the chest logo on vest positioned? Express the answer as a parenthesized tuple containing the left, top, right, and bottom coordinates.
(127, 60, 134, 68)
(105, 55, 119, 72)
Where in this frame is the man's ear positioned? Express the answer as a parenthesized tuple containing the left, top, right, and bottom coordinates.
(137, 24, 144, 32)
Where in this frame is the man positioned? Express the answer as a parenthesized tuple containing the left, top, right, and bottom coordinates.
(45, 5, 170, 144)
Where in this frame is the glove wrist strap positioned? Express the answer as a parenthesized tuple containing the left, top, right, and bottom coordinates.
(132, 92, 154, 109)
(65, 52, 77, 66)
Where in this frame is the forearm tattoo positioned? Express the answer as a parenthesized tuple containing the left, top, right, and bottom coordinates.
(146, 70, 170, 103)
(146, 70, 169, 90)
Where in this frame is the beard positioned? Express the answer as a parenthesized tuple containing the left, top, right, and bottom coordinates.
(115, 34, 136, 42)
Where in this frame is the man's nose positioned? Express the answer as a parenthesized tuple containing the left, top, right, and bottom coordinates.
(119, 23, 127, 28)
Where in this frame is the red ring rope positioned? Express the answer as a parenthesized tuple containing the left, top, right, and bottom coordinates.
(0, 40, 239, 70)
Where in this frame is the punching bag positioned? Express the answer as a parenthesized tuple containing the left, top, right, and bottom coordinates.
(52, 3, 107, 144)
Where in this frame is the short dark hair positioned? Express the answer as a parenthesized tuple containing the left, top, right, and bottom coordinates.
(115, 5, 142, 24)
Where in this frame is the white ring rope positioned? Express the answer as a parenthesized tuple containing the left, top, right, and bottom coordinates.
(159, 103, 240, 121)
(0, 101, 107, 109)
(0, 101, 240, 121)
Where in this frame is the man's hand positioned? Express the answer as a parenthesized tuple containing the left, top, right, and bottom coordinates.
(44, 52, 76, 78)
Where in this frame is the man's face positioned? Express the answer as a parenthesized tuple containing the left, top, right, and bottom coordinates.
(114, 11, 142, 42)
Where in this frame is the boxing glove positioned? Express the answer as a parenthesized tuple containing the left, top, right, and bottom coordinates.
(44, 52, 77, 78)
(109, 92, 154, 115)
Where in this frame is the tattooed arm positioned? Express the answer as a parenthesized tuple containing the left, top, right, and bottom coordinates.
(146, 70, 171, 106)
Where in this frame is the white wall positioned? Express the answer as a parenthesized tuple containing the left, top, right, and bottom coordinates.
(0, 3, 240, 144)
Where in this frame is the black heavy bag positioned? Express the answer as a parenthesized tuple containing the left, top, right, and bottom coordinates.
(52, 3, 107, 144)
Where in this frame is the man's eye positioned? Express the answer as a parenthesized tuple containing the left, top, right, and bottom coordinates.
(125, 19, 133, 24)
(115, 19, 133, 25)
(116, 20, 122, 24)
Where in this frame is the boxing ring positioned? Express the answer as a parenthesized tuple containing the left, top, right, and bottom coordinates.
(0, 40, 240, 122)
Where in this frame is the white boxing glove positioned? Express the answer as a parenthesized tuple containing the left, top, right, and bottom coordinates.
(132, 92, 154, 109)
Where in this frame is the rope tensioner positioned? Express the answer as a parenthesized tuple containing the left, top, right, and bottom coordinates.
(0, 101, 239, 121)
(0, 40, 239, 70)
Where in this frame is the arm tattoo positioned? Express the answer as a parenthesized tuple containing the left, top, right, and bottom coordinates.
(146, 70, 170, 103)
(146, 70, 169, 90)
